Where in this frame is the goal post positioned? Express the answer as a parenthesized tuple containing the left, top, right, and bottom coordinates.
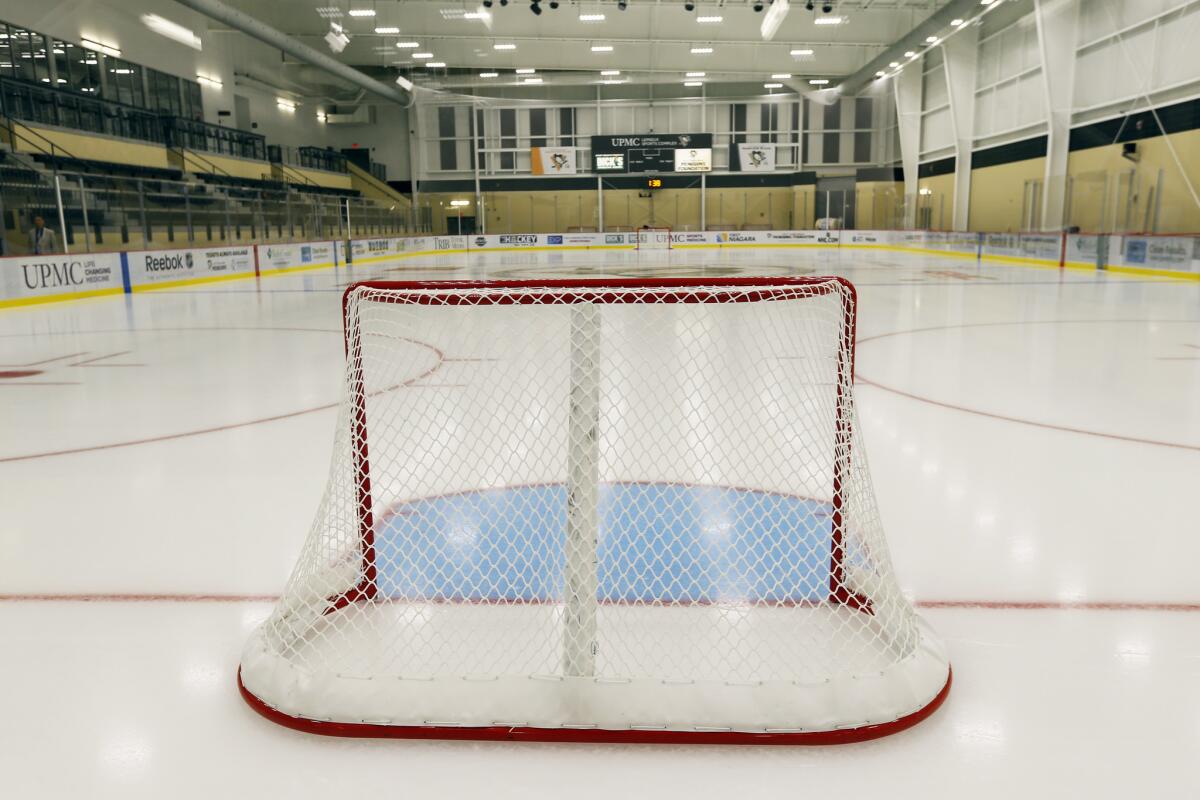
(239, 277, 951, 744)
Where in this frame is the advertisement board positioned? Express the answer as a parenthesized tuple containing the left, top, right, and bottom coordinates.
(127, 245, 255, 288)
(0, 252, 124, 306)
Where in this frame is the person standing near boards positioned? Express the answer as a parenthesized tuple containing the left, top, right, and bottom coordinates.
(27, 215, 60, 255)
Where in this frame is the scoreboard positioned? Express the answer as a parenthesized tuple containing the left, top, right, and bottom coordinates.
(592, 133, 713, 174)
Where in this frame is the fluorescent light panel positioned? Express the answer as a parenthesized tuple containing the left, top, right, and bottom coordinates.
(81, 37, 120, 57)
(697, 15, 723, 23)
(375, 26, 400, 33)
(808, 78, 829, 85)
(493, 43, 516, 50)
(600, 69, 620, 75)
(516, 67, 536, 73)
(813, 16, 842, 25)
(426, 61, 446, 67)
(764, 82, 783, 88)
(196, 73, 222, 88)
(685, 71, 706, 77)
(771, 73, 790, 79)
(591, 45, 613, 52)
(141, 14, 201, 50)
(790, 48, 813, 56)
(579, 13, 606, 21)
(690, 47, 713, 54)
(395, 42, 421, 48)
(413, 52, 433, 58)
(347, 8, 376, 16)
(684, 80, 704, 87)
(480, 71, 499, 77)
(523, 77, 543, 83)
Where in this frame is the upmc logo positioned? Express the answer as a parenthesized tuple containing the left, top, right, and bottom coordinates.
(21, 259, 88, 289)
(145, 253, 192, 272)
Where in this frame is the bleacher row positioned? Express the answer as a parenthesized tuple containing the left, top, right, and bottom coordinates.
(0, 142, 406, 254)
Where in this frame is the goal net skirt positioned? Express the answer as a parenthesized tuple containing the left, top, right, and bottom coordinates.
(239, 278, 951, 744)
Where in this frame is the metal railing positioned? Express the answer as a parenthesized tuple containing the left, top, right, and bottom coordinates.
(268, 144, 349, 174)
(0, 161, 419, 255)
(162, 116, 266, 162)
(0, 76, 164, 145)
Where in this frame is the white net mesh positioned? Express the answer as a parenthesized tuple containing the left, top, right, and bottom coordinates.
(240, 278, 949, 740)
(635, 228, 672, 250)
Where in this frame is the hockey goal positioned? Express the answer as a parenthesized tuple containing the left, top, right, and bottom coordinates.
(635, 226, 672, 250)
(239, 277, 951, 744)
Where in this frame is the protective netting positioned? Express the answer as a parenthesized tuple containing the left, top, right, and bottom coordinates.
(240, 278, 949, 740)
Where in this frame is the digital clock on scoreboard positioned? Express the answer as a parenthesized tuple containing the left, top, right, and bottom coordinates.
(647, 178, 663, 189)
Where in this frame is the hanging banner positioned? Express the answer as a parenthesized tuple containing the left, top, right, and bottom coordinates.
(735, 143, 776, 172)
(531, 146, 577, 175)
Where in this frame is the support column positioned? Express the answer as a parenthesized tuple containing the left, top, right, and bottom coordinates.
(1034, 0, 1080, 231)
(893, 65, 923, 230)
(942, 26, 978, 231)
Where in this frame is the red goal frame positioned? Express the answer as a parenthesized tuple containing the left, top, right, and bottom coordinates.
(237, 277, 953, 745)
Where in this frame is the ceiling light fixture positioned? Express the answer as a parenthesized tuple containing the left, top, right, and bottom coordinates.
(395, 41, 421, 48)
(196, 73, 223, 88)
(493, 42, 516, 49)
(684, 80, 704, 87)
(602, 79, 624, 84)
(764, 82, 783, 88)
(808, 78, 829, 85)
(276, 98, 297, 111)
(690, 46, 713, 54)
(698, 15, 723, 23)
(524, 76, 543, 83)
(591, 45, 613, 52)
(790, 48, 813, 56)
(761, 0, 790, 41)
(413, 52, 433, 58)
(579, 13, 606, 21)
(813, 15, 842, 25)
(480, 71, 499, 77)
(601, 69, 621, 75)
(324, 23, 350, 53)
(876, 70, 886, 77)
(889, 61, 899, 67)
(771, 73, 791, 79)
(374, 26, 400, 33)
(951, 18, 964, 26)
(347, 8, 376, 16)
(904, 50, 916, 57)
(80, 37, 120, 57)
(141, 14, 202, 50)
(516, 67, 536, 73)
(426, 61, 446, 67)
(686, 71, 706, 77)
(395, 74, 414, 90)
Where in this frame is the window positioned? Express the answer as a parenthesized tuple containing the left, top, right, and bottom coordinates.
(730, 103, 747, 144)
(500, 108, 516, 171)
(473, 108, 485, 171)
(558, 107, 574, 146)
(104, 57, 144, 107)
(759, 103, 778, 144)
(822, 99, 840, 131)
(438, 106, 457, 170)
(529, 108, 546, 148)
(147, 68, 182, 116)
(181, 79, 202, 120)
(9, 27, 50, 84)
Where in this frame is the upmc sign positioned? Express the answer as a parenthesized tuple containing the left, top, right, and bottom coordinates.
(1, 253, 124, 304)
(591, 133, 713, 173)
